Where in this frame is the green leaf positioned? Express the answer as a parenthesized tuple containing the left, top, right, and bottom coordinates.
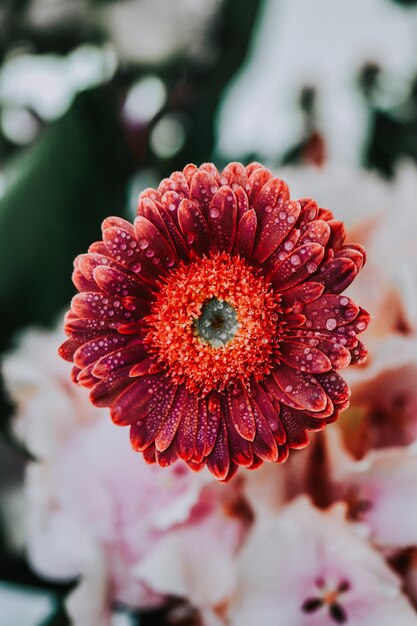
(0, 83, 134, 351)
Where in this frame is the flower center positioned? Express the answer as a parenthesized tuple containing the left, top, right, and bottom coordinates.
(194, 298, 238, 348)
(145, 253, 282, 395)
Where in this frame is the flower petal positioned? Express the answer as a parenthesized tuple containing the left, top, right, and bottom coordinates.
(206, 417, 230, 481)
(111, 374, 172, 426)
(173, 391, 198, 462)
(73, 335, 131, 369)
(270, 242, 325, 292)
(252, 200, 301, 264)
(207, 186, 237, 253)
(177, 198, 211, 256)
(272, 364, 327, 412)
(279, 341, 332, 373)
(154, 386, 188, 452)
(233, 209, 257, 258)
(227, 384, 256, 441)
(315, 257, 358, 293)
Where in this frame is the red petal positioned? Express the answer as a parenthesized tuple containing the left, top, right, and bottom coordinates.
(224, 414, 254, 468)
(142, 443, 157, 464)
(235, 186, 250, 220)
(158, 171, 189, 198)
(207, 186, 237, 253)
(233, 209, 257, 258)
(220, 162, 247, 188)
(336, 244, 365, 269)
(174, 392, 198, 461)
(254, 177, 289, 216)
(280, 341, 332, 373)
(251, 381, 286, 444)
(205, 393, 222, 456)
(71, 292, 134, 323)
(75, 364, 98, 388)
(315, 257, 358, 294)
(183, 163, 199, 185)
(299, 220, 331, 247)
(272, 364, 327, 412)
(134, 216, 177, 271)
(206, 417, 230, 481)
(270, 242, 325, 291)
(303, 295, 359, 331)
(72, 268, 97, 292)
(250, 400, 278, 462)
(155, 445, 178, 467)
(316, 371, 350, 406)
(263, 227, 301, 276)
(89, 366, 132, 407)
(58, 339, 80, 362)
(102, 216, 136, 236)
(102, 225, 143, 268)
(190, 170, 218, 217)
(279, 406, 310, 449)
(129, 356, 160, 377)
(110, 374, 172, 426)
(88, 241, 108, 255)
(177, 198, 210, 256)
(154, 386, 188, 452)
(350, 340, 368, 365)
(65, 316, 121, 341)
(93, 265, 150, 301)
(226, 384, 256, 441)
(297, 199, 319, 229)
(245, 162, 264, 176)
(343, 307, 371, 335)
(252, 200, 301, 264)
(73, 335, 130, 369)
(264, 374, 305, 410)
(281, 282, 324, 310)
(156, 202, 190, 261)
(130, 384, 177, 451)
(194, 399, 208, 463)
(247, 166, 273, 206)
(327, 220, 346, 251)
(285, 336, 351, 370)
(199, 162, 221, 182)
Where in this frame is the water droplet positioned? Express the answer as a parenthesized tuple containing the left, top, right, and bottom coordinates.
(139, 238, 149, 250)
(326, 318, 337, 331)
(210, 208, 220, 219)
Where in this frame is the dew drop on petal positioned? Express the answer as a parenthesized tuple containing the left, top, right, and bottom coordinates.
(326, 318, 337, 331)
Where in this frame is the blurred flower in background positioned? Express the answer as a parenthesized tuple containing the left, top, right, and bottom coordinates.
(2, 0, 417, 624)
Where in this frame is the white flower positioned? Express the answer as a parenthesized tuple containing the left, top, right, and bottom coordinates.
(218, 0, 417, 165)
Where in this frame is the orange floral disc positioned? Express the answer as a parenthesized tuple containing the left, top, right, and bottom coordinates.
(145, 253, 282, 395)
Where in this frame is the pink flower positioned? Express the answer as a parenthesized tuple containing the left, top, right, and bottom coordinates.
(325, 428, 417, 551)
(25, 415, 247, 622)
(228, 497, 417, 625)
(3, 322, 100, 460)
(344, 335, 417, 455)
(60, 162, 369, 480)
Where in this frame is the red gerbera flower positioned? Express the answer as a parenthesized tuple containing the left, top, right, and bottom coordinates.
(59, 162, 370, 481)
